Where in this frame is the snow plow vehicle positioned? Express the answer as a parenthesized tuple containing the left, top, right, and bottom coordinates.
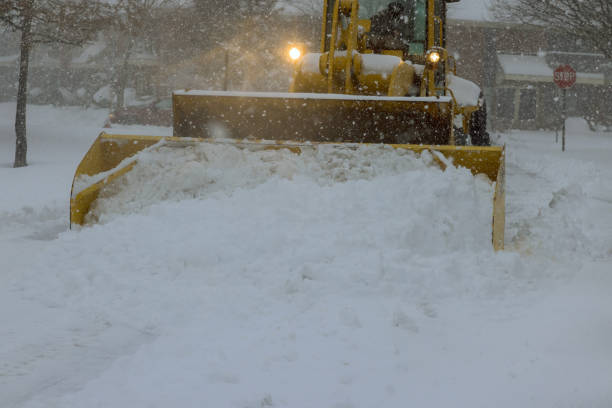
(71, 0, 505, 250)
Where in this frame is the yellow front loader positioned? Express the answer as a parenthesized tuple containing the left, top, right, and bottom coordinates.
(71, 0, 505, 250)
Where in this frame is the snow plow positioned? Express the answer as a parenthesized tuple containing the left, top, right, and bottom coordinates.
(71, 0, 505, 250)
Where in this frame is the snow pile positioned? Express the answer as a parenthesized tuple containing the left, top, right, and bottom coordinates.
(448, 73, 481, 106)
(359, 54, 402, 76)
(93, 85, 113, 105)
(299, 52, 323, 74)
(565, 116, 593, 134)
(501, 130, 612, 260)
(87, 142, 494, 253)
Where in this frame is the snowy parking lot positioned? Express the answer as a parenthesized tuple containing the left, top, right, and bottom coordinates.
(1, 103, 611, 407)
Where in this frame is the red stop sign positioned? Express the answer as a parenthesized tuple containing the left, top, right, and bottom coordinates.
(554, 65, 576, 89)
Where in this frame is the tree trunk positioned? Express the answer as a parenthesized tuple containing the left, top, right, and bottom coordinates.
(110, 48, 131, 110)
(117, 46, 132, 109)
(14, 6, 33, 168)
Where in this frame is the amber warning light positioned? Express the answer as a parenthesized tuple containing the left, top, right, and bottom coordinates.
(289, 47, 302, 61)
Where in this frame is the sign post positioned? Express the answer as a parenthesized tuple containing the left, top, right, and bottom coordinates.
(553, 65, 577, 152)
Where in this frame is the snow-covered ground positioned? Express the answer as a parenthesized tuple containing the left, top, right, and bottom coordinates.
(1, 103, 611, 407)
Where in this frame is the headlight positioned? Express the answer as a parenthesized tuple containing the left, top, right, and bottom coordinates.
(289, 47, 301, 61)
(427, 51, 441, 64)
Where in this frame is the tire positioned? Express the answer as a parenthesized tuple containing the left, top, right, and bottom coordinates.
(454, 126, 468, 146)
(469, 103, 491, 146)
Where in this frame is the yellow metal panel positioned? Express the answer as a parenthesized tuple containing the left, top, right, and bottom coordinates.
(327, 0, 341, 92)
(70, 161, 138, 226)
(70, 133, 165, 227)
(320, 0, 329, 53)
(387, 63, 416, 97)
(427, 0, 435, 49)
(381, 50, 403, 58)
(173, 91, 453, 144)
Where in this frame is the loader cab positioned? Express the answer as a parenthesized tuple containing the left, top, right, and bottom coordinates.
(321, 0, 453, 62)
(360, 0, 428, 55)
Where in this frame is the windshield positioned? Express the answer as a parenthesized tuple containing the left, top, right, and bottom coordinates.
(359, 0, 400, 18)
(359, 0, 427, 55)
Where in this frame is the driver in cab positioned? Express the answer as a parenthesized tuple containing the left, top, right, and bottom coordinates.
(368, 1, 414, 52)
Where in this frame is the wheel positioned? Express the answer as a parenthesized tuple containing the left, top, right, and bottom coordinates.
(454, 126, 468, 146)
(469, 103, 491, 146)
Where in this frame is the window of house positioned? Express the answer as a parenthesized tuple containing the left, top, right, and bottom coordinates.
(495, 88, 515, 121)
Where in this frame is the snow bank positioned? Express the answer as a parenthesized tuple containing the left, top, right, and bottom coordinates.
(565, 117, 593, 134)
(88, 142, 495, 254)
(93, 85, 112, 105)
(448, 74, 481, 106)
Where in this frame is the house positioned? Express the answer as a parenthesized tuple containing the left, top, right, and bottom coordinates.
(446, 0, 611, 130)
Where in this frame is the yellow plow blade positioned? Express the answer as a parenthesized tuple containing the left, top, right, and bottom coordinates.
(70, 133, 505, 250)
(173, 91, 454, 145)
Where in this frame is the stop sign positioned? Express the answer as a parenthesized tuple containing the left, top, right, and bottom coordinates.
(554, 65, 576, 89)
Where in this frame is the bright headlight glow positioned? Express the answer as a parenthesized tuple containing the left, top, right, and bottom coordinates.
(428, 51, 441, 64)
(289, 47, 301, 61)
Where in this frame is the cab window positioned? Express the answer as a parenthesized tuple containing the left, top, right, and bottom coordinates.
(359, 0, 427, 55)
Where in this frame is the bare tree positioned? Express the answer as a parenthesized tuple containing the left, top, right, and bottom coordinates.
(106, 0, 184, 110)
(0, 0, 110, 168)
(192, 0, 278, 49)
(194, 0, 277, 19)
(492, 0, 612, 58)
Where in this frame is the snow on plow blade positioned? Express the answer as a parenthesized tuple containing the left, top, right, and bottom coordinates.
(173, 91, 454, 145)
(70, 133, 505, 250)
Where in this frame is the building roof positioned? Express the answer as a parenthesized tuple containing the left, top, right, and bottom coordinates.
(498, 54, 553, 77)
(498, 53, 606, 85)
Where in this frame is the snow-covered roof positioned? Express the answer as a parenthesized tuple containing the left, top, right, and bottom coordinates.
(446, 0, 498, 22)
(498, 53, 606, 85)
(498, 54, 553, 77)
